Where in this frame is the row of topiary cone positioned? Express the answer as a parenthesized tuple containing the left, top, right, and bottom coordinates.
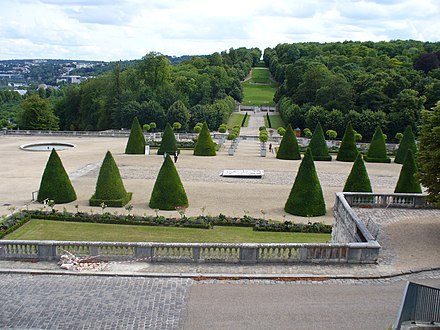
(276, 122, 417, 165)
(37, 149, 188, 211)
(125, 118, 216, 157)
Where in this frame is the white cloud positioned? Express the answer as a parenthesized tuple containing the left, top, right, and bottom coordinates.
(0, 0, 439, 61)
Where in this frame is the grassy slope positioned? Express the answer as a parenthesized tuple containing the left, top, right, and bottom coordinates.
(265, 114, 285, 129)
(242, 67, 277, 106)
(227, 112, 248, 129)
(6, 219, 331, 243)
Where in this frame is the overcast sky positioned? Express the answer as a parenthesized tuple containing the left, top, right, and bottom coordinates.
(1, 0, 439, 61)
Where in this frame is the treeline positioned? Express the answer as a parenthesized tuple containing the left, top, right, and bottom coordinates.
(265, 40, 440, 140)
(53, 48, 261, 131)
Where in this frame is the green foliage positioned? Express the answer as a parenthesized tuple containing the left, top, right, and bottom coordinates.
(336, 123, 358, 162)
(303, 128, 312, 138)
(218, 124, 227, 133)
(158, 122, 178, 155)
(276, 124, 301, 160)
(90, 151, 132, 207)
(416, 103, 440, 205)
(285, 149, 326, 216)
(394, 126, 417, 164)
(194, 122, 216, 156)
(125, 117, 146, 154)
(149, 155, 188, 210)
(394, 150, 422, 193)
(364, 126, 391, 163)
(19, 93, 59, 130)
(277, 127, 286, 136)
(326, 130, 337, 139)
(308, 122, 332, 161)
(343, 154, 372, 192)
(142, 124, 150, 131)
(173, 121, 182, 131)
(37, 149, 77, 204)
(259, 128, 269, 143)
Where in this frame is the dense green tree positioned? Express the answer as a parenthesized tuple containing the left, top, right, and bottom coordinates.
(90, 151, 132, 207)
(308, 122, 332, 161)
(166, 100, 190, 131)
(336, 123, 358, 162)
(37, 149, 77, 204)
(394, 149, 422, 193)
(417, 102, 440, 206)
(284, 148, 326, 216)
(19, 94, 59, 130)
(193, 122, 216, 156)
(364, 126, 391, 163)
(343, 154, 372, 192)
(157, 123, 178, 155)
(276, 124, 301, 160)
(394, 126, 417, 164)
(125, 117, 146, 154)
(149, 155, 188, 210)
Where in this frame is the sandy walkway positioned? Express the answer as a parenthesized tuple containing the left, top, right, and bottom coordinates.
(0, 134, 406, 224)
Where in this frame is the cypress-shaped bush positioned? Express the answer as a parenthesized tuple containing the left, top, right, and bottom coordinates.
(308, 122, 332, 161)
(90, 151, 132, 207)
(37, 149, 77, 204)
(157, 123, 178, 155)
(343, 153, 372, 192)
(394, 126, 417, 164)
(364, 126, 391, 163)
(394, 149, 422, 193)
(284, 148, 326, 216)
(276, 124, 301, 160)
(125, 117, 146, 154)
(336, 122, 357, 162)
(149, 155, 188, 210)
(193, 122, 216, 156)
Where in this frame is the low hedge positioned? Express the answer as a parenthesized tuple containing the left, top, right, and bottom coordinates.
(1, 210, 333, 235)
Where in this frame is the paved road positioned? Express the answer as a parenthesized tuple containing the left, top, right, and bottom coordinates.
(1, 273, 439, 329)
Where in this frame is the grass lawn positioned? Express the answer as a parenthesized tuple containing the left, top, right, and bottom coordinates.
(250, 68, 271, 83)
(5, 219, 331, 243)
(265, 114, 285, 129)
(227, 112, 248, 129)
(242, 83, 277, 106)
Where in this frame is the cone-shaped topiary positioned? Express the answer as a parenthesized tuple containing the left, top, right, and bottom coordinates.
(37, 149, 77, 204)
(394, 126, 417, 164)
(394, 149, 422, 193)
(276, 124, 301, 160)
(194, 122, 216, 156)
(90, 151, 132, 207)
(149, 155, 188, 210)
(157, 123, 178, 155)
(364, 126, 391, 163)
(125, 117, 146, 154)
(343, 153, 372, 192)
(308, 122, 332, 161)
(284, 148, 326, 216)
(336, 122, 358, 162)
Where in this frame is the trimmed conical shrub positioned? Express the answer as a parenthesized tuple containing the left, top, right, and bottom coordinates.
(157, 123, 178, 155)
(149, 155, 188, 210)
(276, 124, 301, 160)
(364, 126, 391, 163)
(194, 122, 216, 156)
(284, 148, 326, 216)
(37, 149, 76, 204)
(90, 151, 132, 207)
(343, 153, 372, 192)
(395, 126, 417, 164)
(336, 122, 358, 162)
(125, 117, 146, 154)
(308, 122, 332, 161)
(394, 149, 422, 193)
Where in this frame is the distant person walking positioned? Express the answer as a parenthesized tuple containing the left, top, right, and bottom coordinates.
(163, 151, 167, 160)
(269, 143, 273, 153)
(174, 151, 178, 163)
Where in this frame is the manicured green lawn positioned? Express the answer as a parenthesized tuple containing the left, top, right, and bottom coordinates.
(242, 83, 277, 106)
(5, 220, 331, 243)
(265, 114, 285, 129)
(227, 112, 248, 129)
(250, 68, 271, 83)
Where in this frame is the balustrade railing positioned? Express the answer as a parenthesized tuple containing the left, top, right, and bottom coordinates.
(0, 240, 380, 264)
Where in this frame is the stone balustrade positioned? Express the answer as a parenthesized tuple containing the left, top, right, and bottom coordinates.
(0, 240, 380, 264)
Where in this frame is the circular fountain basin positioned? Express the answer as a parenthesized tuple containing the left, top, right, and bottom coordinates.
(20, 142, 76, 151)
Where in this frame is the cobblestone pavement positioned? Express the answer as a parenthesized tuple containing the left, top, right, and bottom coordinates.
(0, 274, 191, 330)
